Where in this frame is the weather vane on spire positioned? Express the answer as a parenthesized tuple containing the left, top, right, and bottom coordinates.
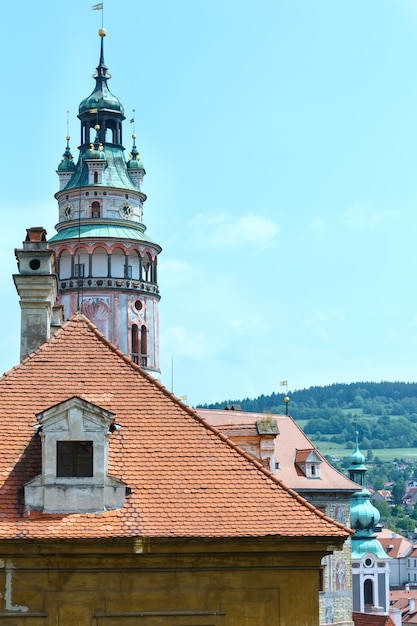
(130, 109, 136, 136)
(92, 2, 104, 29)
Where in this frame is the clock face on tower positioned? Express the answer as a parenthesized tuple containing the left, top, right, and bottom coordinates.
(119, 201, 134, 219)
(64, 202, 74, 220)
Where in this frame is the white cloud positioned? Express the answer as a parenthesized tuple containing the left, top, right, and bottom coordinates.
(189, 212, 280, 249)
(308, 216, 328, 232)
(161, 326, 226, 359)
(303, 309, 346, 342)
(343, 203, 393, 229)
(158, 259, 192, 274)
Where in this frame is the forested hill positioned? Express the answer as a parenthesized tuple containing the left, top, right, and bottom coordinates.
(197, 382, 417, 450)
(197, 382, 417, 417)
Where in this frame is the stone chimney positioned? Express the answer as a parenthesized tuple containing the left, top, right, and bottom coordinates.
(410, 597, 415, 613)
(13, 228, 63, 360)
(389, 607, 402, 626)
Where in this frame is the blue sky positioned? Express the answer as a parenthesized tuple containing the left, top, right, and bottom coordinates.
(2, 0, 417, 406)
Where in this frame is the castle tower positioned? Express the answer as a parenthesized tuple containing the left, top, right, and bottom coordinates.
(348, 434, 390, 615)
(49, 28, 161, 378)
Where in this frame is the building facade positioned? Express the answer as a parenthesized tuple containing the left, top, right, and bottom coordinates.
(50, 28, 161, 378)
(198, 408, 358, 626)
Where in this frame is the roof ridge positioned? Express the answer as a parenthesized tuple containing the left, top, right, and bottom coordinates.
(187, 410, 353, 535)
(286, 414, 359, 490)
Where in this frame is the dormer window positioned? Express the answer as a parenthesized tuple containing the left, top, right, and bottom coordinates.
(24, 396, 126, 514)
(295, 449, 322, 479)
(57, 441, 93, 477)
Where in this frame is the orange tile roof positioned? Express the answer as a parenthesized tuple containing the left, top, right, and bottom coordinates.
(0, 314, 352, 541)
(353, 613, 396, 626)
(198, 409, 359, 492)
(390, 598, 417, 623)
(391, 590, 417, 602)
(376, 529, 412, 559)
(295, 448, 315, 463)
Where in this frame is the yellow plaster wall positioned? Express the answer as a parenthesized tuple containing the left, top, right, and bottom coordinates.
(0, 538, 345, 626)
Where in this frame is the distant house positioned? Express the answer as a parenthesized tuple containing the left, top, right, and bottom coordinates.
(375, 528, 413, 587)
(404, 487, 417, 513)
(370, 490, 394, 506)
(390, 589, 417, 624)
(198, 408, 359, 626)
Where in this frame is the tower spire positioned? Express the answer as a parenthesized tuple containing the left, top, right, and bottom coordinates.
(50, 27, 162, 379)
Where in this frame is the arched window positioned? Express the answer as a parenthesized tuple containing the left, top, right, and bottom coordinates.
(93, 171, 98, 184)
(91, 246, 108, 277)
(91, 201, 101, 218)
(143, 253, 152, 282)
(111, 248, 125, 278)
(364, 579, 373, 606)
(128, 251, 140, 280)
(59, 250, 71, 280)
(131, 324, 139, 364)
(141, 325, 147, 366)
(73, 249, 89, 279)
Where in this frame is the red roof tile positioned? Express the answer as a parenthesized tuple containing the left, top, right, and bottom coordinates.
(0, 315, 352, 541)
(198, 409, 359, 492)
(353, 612, 396, 626)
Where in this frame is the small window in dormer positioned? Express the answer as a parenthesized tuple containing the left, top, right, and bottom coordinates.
(57, 441, 93, 477)
(311, 464, 316, 476)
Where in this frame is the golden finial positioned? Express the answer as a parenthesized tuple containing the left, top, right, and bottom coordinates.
(284, 396, 290, 415)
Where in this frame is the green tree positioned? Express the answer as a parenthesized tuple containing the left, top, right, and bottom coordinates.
(373, 500, 391, 522)
(392, 479, 406, 505)
(371, 476, 385, 490)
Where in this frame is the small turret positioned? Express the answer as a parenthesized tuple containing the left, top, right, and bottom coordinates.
(57, 136, 76, 190)
(348, 433, 390, 614)
(127, 134, 145, 191)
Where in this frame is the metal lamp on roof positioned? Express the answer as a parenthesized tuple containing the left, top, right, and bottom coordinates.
(284, 396, 290, 415)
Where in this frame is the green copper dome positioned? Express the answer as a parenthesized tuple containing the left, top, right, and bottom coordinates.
(348, 431, 366, 473)
(85, 143, 106, 161)
(57, 140, 76, 172)
(351, 537, 389, 560)
(79, 34, 124, 117)
(127, 141, 145, 170)
(79, 84, 124, 117)
(350, 488, 380, 533)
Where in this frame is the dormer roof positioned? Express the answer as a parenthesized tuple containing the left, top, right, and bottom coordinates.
(198, 409, 359, 494)
(295, 449, 321, 464)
